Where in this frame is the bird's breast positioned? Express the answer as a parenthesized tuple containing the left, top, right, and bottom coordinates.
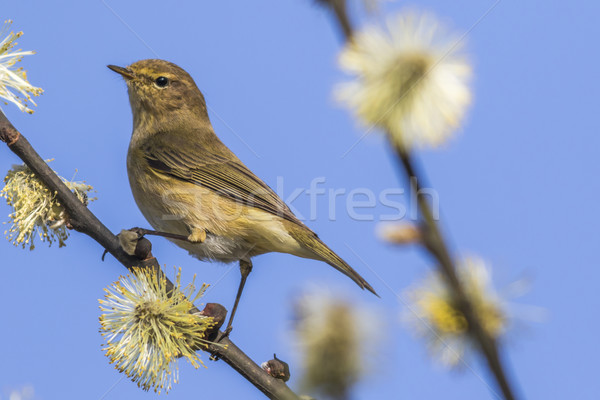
(126, 147, 305, 262)
(127, 147, 223, 234)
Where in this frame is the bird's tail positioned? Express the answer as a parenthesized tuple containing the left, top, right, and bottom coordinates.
(292, 229, 378, 296)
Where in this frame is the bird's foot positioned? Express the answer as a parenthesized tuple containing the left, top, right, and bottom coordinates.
(116, 228, 153, 259)
(118, 229, 144, 256)
(214, 326, 232, 343)
(128, 227, 147, 238)
(222, 326, 233, 338)
(208, 329, 233, 361)
(187, 227, 206, 243)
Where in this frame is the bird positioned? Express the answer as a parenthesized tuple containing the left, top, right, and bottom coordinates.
(108, 59, 377, 333)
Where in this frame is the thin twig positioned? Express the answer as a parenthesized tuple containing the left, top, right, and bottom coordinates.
(317, 1, 519, 399)
(0, 110, 299, 400)
(320, 0, 354, 40)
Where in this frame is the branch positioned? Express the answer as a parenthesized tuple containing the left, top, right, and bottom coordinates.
(317, 2, 519, 399)
(394, 145, 517, 400)
(0, 111, 300, 400)
(316, 0, 353, 41)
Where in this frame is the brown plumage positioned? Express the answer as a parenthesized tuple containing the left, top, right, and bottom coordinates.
(109, 59, 377, 298)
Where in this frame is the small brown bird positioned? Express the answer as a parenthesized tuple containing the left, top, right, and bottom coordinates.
(108, 59, 377, 332)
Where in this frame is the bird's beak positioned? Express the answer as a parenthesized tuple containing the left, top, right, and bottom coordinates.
(107, 65, 135, 80)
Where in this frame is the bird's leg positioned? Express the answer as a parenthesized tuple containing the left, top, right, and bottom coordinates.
(128, 227, 205, 243)
(223, 259, 253, 336)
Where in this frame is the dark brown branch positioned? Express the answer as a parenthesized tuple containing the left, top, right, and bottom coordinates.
(316, 0, 353, 41)
(0, 111, 299, 400)
(318, 2, 520, 399)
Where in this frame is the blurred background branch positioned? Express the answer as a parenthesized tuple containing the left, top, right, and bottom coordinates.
(317, 1, 519, 399)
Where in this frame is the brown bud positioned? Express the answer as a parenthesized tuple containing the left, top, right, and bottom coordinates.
(199, 303, 227, 339)
(261, 354, 290, 382)
(0, 124, 20, 145)
(377, 223, 422, 245)
(134, 237, 153, 259)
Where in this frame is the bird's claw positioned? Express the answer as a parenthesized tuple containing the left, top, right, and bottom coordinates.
(128, 227, 147, 238)
(118, 229, 142, 256)
(209, 329, 232, 362)
(187, 227, 206, 243)
(117, 228, 153, 259)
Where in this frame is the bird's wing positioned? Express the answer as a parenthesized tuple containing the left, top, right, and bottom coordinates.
(141, 134, 304, 226)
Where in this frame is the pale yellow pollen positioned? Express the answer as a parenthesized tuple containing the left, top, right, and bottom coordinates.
(1, 163, 94, 250)
(99, 267, 216, 393)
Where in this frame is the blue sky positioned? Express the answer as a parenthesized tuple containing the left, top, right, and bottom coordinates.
(1, 1, 599, 399)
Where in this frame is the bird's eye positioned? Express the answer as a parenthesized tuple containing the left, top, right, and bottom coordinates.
(154, 76, 169, 88)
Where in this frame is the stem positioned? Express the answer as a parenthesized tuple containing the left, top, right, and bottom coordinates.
(0, 111, 299, 400)
(394, 144, 516, 400)
(328, 0, 354, 41)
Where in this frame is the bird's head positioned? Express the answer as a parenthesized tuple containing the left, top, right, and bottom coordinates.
(108, 59, 209, 132)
